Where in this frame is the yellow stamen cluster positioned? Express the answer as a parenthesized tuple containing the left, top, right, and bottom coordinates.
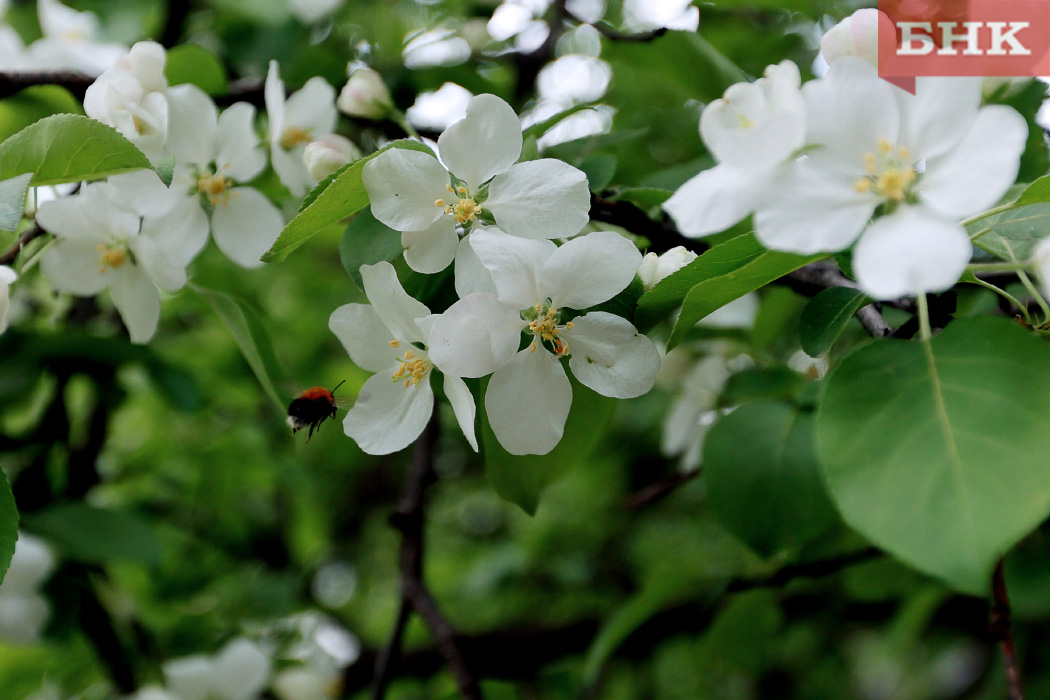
(96, 243, 127, 274)
(854, 136, 917, 202)
(527, 303, 574, 356)
(392, 349, 430, 388)
(435, 183, 482, 225)
(279, 126, 312, 149)
(197, 172, 234, 206)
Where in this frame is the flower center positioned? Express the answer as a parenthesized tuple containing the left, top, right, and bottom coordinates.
(434, 184, 482, 225)
(853, 137, 917, 202)
(96, 242, 128, 274)
(390, 346, 431, 388)
(523, 301, 574, 357)
(279, 126, 312, 149)
(197, 171, 233, 206)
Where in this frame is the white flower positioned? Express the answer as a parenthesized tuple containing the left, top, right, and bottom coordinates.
(84, 41, 169, 160)
(788, 349, 828, 380)
(406, 83, 472, 131)
(328, 262, 478, 455)
(363, 93, 590, 274)
(637, 246, 697, 291)
(623, 0, 698, 32)
(303, 134, 361, 181)
(755, 58, 1027, 298)
(0, 265, 16, 335)
(0, 533, 55, 645)
(161, 638, 271, 700)
(336, 68, 393, 119)
(663, 61, 805, 237)
(272, 663, 340, 700)
(24, 0, 124, 75)
(660, 354, 731, 470)
(428, 229, 661, 455)
(288, 0, 342, 24)
(1032, 237, 1050, 299)
(820, 8, 880, 68)
(265, 61, 338, 197)
(536, 54, 611, 107)
(166, 84, 282, 268)
(38, 175, 197, 343)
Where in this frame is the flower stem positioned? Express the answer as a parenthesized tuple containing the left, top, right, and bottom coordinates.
(916, 293, 932, 341)
(966, 261, 1030, 272)
(1017, 270, 1050, 323)
(968, 277, 1033, 326)
(390, 110, 421, 140)
(961, 202, 1016, 228)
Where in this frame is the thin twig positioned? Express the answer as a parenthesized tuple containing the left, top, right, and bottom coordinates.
(370, 598, 412, 700)
(991, 559, 1025, 700)
(0, 70, 94, 100)
(627, 468, 700, 511)
(0, 224, 45, 265)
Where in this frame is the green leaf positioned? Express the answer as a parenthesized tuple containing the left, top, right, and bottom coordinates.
(1014, 175, 1050, 206)
(0, 85, 84, 143)
(635, 233, 824, 346)
(164, 43, 229, 96)
(338, 209, 404, 290)
(154, 155, 175, 187)
(704, 402, 838, 558)
(481, 372, 616, 515)
(192, 285, 286, 413)
(798, 287, 871, 358)
(0, 471, 18, 584)
(0, 173, 32, 233)
(580, 153, 616, 192)
(0, 114, 153, 185)
(521, 103, 596, 140)
(262, 139, 432, 263)
(816, 316, 1050, 595)
(25, 504, 159, 565)
(970, 203, 1050, 262)
(611, 186, 672, 209)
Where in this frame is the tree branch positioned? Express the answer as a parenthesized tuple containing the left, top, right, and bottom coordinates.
(626, 468, 700, 511)
(991, 559, 1025, 700)
(0, 70, 94, 100)
(0, 224, 45, 266)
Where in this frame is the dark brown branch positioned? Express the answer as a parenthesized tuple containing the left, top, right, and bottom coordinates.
(375, 409, 483, 700)
(590, 193, 706, 256)
(0, 70, 94, 100)
(0, 224, 44, 265)
(991, 560, 1025, 700)
(370, 598, 412, 700)
(627, 468, 700, 511)
(161, 0, 193, 48)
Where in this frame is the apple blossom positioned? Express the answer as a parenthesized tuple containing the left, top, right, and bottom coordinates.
(363, 93, 590, 274)
(663, 60, 805, 237)
(637, 246, 697, 291)
(166, 84, 282, 268)
(0, 265, 15, 335)
(157, 637, 271, 700)
(336, 67, 393, 119)
(288, 0, 343, 24)
(265, 61, 338, 197)
(84, 41, 169, 160)
(623, 0, 699, 33)
(303, 134, 362, 180)
(428, 229, 661, 455)
(820, 8, 880, 68)
(1033, 237, 1050, 299)
(406, 82, 472, 131)
(328, 262, 478, 455)
(659, 353, 732, 470)
(0, 533, 55, 645)
(754, 57, 1027, 298)
(24, 0, 124, 75)
(38, 175, 198, 343)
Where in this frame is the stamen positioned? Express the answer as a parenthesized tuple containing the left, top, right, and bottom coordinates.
(435, 199, 445, 207)
(389, 340, 400, 347)
(197, 172, 234, 206)
(279, 126, 312, 149)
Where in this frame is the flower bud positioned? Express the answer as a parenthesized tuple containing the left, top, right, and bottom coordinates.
(303, 134, 362, 180)
(820, 8, 880, 68)
(337, 68, 393, 119)
(638, 246, 697, 291)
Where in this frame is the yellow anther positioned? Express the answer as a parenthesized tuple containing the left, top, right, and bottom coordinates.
(565, 321, 574, 329)
(456, 186, 467, 195)
(279, 126, 312, 149)
(446, 183, 455, 194)
(856, 138, 918, 203)
(435, 199, 445, 207)
(197, 172, 233, 206)
(530, 340, 537, 352)
(864, 153, 877, 174)
(854, 179, 871, 193)
(391, 353, 431, 388)
(877, 136, 893, 154)
(132, 116, 145, 133)
(450, 198, 480, 225)
(404, 349, 415, 360)
(898, 146, 910, 160)
(389, 340, 400, 348)
(96, 243, 128, 274)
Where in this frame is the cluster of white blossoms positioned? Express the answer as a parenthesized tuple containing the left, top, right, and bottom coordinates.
(30, 41, 358, 343)
(664, 11, 1028, 300)
(0, 0, 124, 75)
(330, 93, 661, 456)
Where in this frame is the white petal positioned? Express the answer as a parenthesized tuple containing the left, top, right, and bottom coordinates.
(273, 668, 329, 700)
(902, 76, 983, 161)
(329, 303, 398, 373)
(216, 102, 266, 182)
(402, 218, 459, 273)
(165, 84, 218, 168)
(264, 60, 286, 138)
(163, 656, 213, 700)
(853, 207, 972, 299)
(661, 395, 704, 458)
(437, 94, 522, 192)
(141, 195, 209, 268)
(469, 228, 553, 307)
(210, 637, 272, 700)
(110, 265, 160, 343)
(362, 149, 449, 232)
(454, 235, 496, 298)
(37, 191, 136, 243)
(107, 170, 169, 218)
(427, 293, 523, 378)
(486, 348, 571, 455)
(754, 160, 876, 254)
(0, 592, 48, 644)
(40, 240, 110, 296)
(541, 231, 640, 309)
(663, 164, 756, 237)
(920, 105, 1027, 219)
(4, 534, 54, 592)
(563, 311, 660, 398)
(485, 159, 590, 239)
(444, 374, 479, 451)
(270, 142, 311, 197)
(343, 370, 434, 455)
(283, 77, 338, 135)
(359, 261, 431, 344)
(211, 188, 283, 268)
(129, 235, 186, 293)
